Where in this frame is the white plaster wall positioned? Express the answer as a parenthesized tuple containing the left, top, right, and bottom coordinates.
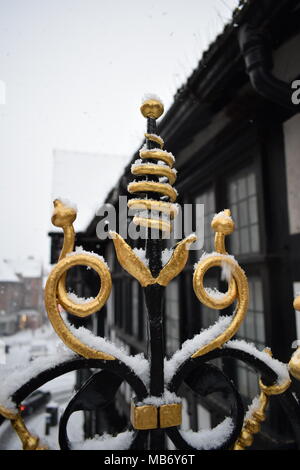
(283, 114, 300, 234)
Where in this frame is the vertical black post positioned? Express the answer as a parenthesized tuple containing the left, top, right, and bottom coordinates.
(143, 112, 166, 449)
(144, 116, 164, 396)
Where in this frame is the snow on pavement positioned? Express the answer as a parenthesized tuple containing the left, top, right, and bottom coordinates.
(0, 324, 84, 449)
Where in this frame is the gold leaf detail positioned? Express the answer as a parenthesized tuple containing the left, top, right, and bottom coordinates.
(157, 235, 197, 286)
(109, 231, 155, 287)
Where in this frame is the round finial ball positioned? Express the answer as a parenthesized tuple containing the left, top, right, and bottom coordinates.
(51, 199, 77, 228)
(211, 211, 235, 235)
(140, 99, 164, 119)
(294, 296, 300, 311)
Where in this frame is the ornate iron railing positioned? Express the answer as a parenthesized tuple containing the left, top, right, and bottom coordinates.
(1, 99, 300, 450)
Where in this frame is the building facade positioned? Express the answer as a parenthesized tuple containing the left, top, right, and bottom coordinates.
(0, 260, 23, 336)
(0, 257, 45, 334)
(49, 0, 300, 448)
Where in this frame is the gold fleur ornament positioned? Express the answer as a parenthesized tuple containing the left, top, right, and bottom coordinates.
(110, 231, 197, 287)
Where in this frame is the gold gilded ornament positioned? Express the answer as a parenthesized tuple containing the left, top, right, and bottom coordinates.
(192, 209, 248, 358)
(110, 231, 196, 287)
(289, 296, 300, 380)
(289, 347, 300, 380)
(130, 402, 182, 430)
(140, 149, 174, 167)
(0, 407, 47, 450)
(130, 403, 158, 430)
(127, 126, 178, 235)
(233, 390, 268, 450)
(111, 107, 196, 287)
(192, 255, 248, 357)
(140, 99, 164, 119)
(128, 181, 177, 203)
(131, 162, 177, 185)
(144, 133, 164, 148)
(157, 235, 197, 286)
(132, 216, 172, 233)
(110, 231, 155, 287)
(2, 98, 297, 452)
(294, 295, 300, 312)
(159, 403, 182, 428)
(127, 199, 178, 219)
(45, 200, 115, 361)
(234, 349, 291, 450)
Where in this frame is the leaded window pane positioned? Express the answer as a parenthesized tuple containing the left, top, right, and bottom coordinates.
(132, 281, 139, 337)
(236, 276, 265, 398)
(195, 187, 216, 252)
(165, 280, 180, 355)
(227, 169, 260, 255)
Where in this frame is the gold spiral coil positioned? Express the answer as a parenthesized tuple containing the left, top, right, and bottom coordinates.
(128, 130, 178, 233)
(131, 162, 176, 185)
(44, 199, 115, 361)
(192, 210, 249, 358)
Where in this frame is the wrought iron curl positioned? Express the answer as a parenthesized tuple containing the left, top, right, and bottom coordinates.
(44, 199, 114, 360)
(234, 349, 291, 450)
(192, 210, 249, 357)
(0, 405, 47, 449)
(1, 98, 300, 451)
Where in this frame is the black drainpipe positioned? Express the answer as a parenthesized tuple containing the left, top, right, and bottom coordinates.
(238, 23, 300, 112)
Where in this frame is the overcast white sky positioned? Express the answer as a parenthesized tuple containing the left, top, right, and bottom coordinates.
(0, 0, 239, 266)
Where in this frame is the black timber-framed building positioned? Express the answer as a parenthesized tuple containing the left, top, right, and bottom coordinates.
(49, 0, 300, 448)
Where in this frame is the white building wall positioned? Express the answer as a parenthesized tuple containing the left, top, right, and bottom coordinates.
(283, 114, 300, 235)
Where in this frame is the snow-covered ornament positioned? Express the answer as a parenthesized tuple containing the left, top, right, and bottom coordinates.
(0, 98, 298, 451)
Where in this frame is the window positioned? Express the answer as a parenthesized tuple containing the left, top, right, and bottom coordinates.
(142, 296, 148, 343)
(227, 169, 260, 255)
(201, 277, 219, 330)
(105, 284, 114, 336)
(140, 288, 149, 344)
(200, 276, 223, 370)
(181, 398, 190, 431)
(132, 281, 139, 337)
(197, 403, 211, 430)
(235, 276, 265, 398)
(165, 279, 180, 355)
(195, 188, 216, 252)
(123, 278, 132, 334)
(114, 279, 123, 329)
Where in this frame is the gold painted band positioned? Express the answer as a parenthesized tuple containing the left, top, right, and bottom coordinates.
(127, 198, 177, 219)
(133, 216, 172, 232)
(258, 378, 291, 395)
(144, 133, 164, 148)
(131, 163, 176, 185)
(140, 150, 174, 168)
(128, 181, 177, 202)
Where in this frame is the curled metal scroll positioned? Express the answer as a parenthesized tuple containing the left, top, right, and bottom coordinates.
(166, 346, 299, 450)
(192, 210, 249, 357)
(0, 357, 149, 450)
(44, 199, 114, 360)
(1, 100, 300, 451)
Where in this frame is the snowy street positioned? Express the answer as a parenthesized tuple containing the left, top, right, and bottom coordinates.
(0, 325, 84, 449)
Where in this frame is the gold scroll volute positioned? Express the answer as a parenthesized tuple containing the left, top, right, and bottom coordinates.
(45, 200, 115, 361)
(192, 210, 249, 357)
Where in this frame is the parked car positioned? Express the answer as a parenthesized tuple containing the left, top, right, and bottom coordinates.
(19, 390, 51, 416)
(29, 342, 48, 361)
